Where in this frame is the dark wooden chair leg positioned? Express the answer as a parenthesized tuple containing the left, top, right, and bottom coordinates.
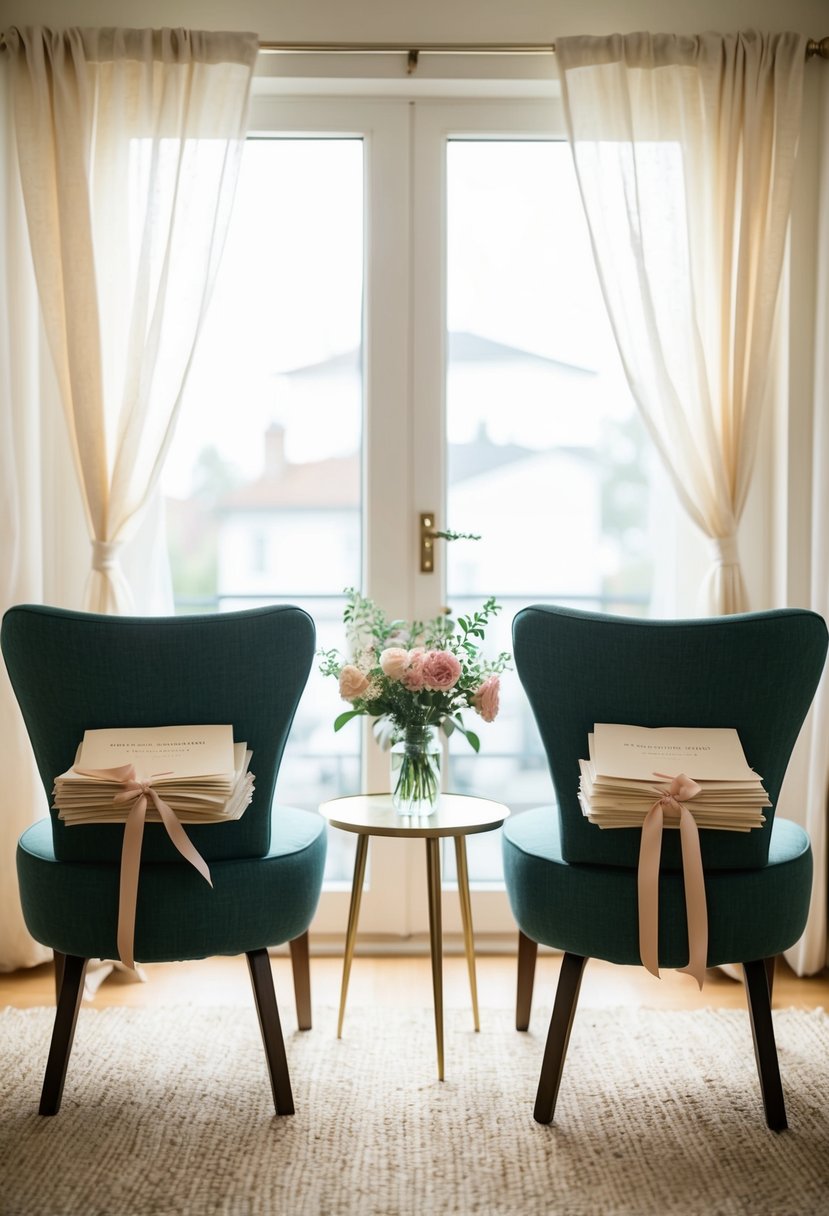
(516, 931, 538, 1031)
(764, 955, 776, 1005)
(246, 948, 295, 1116)
(53, 950, 66, 1006)
(743, 957, 787, 1132)
(289, 931, 312, 1031)
(533, 952, 588, 1125)
(40, 954, 88, 1115)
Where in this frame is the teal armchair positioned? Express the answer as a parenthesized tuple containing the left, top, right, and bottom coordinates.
(504, 605, 827, 1130)
(1, 604, 327, 1117)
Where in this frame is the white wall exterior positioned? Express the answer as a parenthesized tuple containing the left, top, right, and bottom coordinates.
(218, 508, 359, 598)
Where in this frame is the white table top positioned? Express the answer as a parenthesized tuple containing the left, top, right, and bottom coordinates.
(319, 792, 510, 839)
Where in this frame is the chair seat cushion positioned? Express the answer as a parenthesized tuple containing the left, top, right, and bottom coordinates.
(17, 805, 327, 963)
(502, 808, 812, 968)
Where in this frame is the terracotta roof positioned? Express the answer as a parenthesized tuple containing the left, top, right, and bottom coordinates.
(281, 331, 596, 379)
(218, 424, 552, 513)
(219, 453, 359, 510)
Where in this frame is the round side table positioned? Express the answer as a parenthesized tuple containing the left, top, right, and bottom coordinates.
(319, 792, 510, 1081)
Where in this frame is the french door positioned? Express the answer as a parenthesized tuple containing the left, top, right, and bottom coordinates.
(165, 91, 656, 939)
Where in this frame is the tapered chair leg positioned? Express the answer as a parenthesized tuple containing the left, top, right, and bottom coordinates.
(246, 948, 295, 1116)
(40, 954, 88, 1115)
(533, 952, 588, 1125)
(743, 957, 787, 1131)
(765, 955, 776, 1004)
(516, 931, 538, 1031)
(53, 950, 66, 1006)
(289, 931, 312, 1031)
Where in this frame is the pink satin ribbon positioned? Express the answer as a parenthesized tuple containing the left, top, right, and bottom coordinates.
(638, 772, 708, 990)
(74, 764, 213, 970)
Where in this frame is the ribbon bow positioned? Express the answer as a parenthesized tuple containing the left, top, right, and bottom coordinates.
(74, 764, 213, 970)
(637, 772, 708, 990)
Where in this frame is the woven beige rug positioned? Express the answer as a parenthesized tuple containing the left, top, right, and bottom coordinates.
(1, 1004, 827, 1216)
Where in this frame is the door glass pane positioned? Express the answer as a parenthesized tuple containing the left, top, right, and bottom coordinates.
(444, 139, 657, 883)
(162, 138, 364, 883)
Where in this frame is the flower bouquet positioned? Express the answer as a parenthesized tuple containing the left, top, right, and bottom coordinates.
(319, 589, 510, 815)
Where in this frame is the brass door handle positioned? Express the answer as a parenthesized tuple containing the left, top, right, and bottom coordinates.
(420, 513, 437, 573)
(419, 513, 481, 572)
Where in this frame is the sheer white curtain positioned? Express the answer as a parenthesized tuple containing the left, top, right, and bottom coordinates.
(0, 26, 256, 968)
(784, 64, 829, 974)
(556, 31, 806, 615)
(1, 64, 52, 969)
(6, 26, 258, 613)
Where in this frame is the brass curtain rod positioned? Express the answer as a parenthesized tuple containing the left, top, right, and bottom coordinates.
(258, 42, 557, 55)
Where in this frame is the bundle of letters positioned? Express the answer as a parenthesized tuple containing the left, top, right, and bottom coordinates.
(578, 723, 769, 831)
(53, 724, 254, 825)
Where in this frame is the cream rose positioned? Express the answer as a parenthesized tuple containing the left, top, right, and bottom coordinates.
(338, 664, 370, 701)
(379, 647, 410, 681)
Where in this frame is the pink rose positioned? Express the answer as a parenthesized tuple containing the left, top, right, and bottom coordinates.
(422, 650, 462, 692)
(403, 648, 427, 691)
(380, 647, 410, 681)
(472, 675, 500, 722)
(339, 664, 370, 701)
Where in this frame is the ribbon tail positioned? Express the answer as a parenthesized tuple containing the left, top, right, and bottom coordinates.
(117, 794, 147, 971)
(677, 805, 708, 991)
(150, 791, 213, 888)
(638, 802, 663, 979)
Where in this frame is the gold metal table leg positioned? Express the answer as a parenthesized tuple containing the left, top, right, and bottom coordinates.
(454, 835, 480, 1032)
(425, 836, 445, 1081)
(337, 832, 369, 1039)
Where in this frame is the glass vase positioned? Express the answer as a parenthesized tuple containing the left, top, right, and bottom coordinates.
(390, 725, 442, 816)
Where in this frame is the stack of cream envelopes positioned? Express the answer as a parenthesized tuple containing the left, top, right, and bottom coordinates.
(53, 724, 254, 824)
(578, 723, 769, 831)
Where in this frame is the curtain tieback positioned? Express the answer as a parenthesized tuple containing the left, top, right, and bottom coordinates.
(73, 764, 213, 970)
(709, 534, 739, 566)
(91, 539, 122, 573)
(638, 772, 708, 990)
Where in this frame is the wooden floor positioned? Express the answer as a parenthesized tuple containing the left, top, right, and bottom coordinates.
(2, 950, 828, 1013)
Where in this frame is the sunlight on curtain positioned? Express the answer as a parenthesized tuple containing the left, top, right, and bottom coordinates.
(0, 26, 256, 968)
(557, 31, 806, 614)
(0, 62, 49, 969)
(6, 26, 258, 613)
(784, 65, 829, 975)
